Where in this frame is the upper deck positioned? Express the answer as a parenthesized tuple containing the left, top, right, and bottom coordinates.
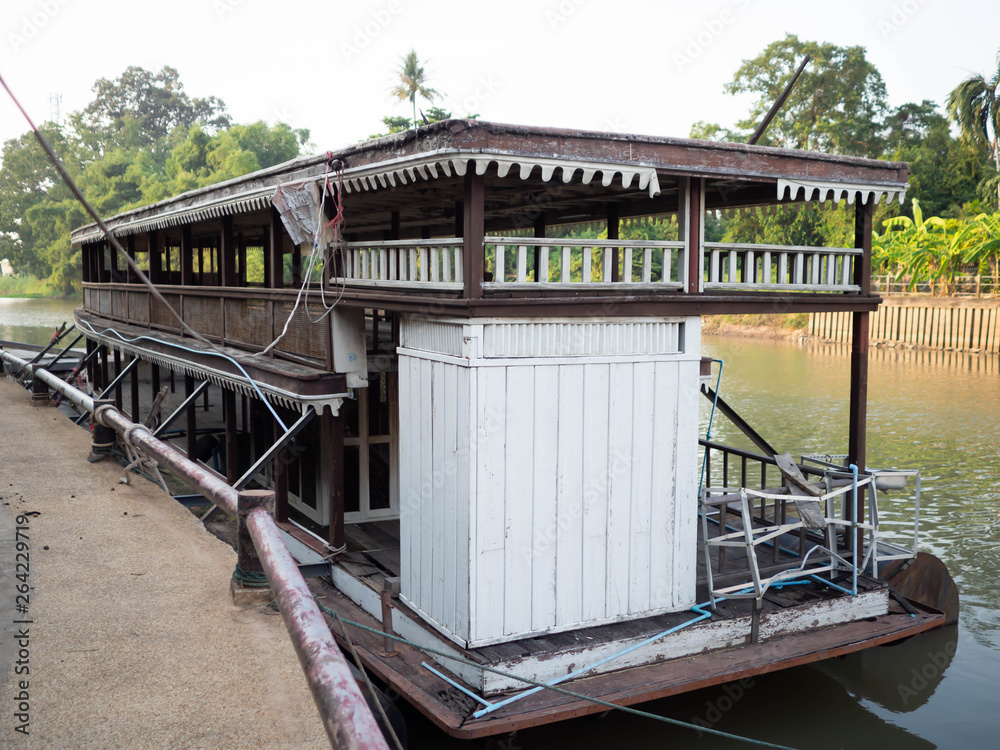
(72, 119, 907, 359)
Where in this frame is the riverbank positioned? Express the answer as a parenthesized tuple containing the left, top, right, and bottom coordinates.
(703, 313, 810, 342)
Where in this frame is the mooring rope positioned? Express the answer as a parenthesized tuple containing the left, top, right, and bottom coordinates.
(274, 597, 799, 750)
(232, 567, 270, 588)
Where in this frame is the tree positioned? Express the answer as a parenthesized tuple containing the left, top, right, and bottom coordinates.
(70, 66, 230, 158)
(886, 100, 985, 217)
(946, 50, 1000, 209)
(390, 50, 439, 127)
(724, 34, 889, 158)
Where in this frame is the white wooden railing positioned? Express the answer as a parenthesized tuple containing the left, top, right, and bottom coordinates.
(335, 239, 464, 290)
(483, 236, 686, 287)
(702, 242, 861, 292)
(330, 237, 865, 296)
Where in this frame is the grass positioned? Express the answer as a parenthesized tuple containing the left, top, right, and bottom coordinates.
(0, 275, 60, 298)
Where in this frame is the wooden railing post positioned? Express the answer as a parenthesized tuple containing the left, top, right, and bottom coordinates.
(462, 169, 485, 298)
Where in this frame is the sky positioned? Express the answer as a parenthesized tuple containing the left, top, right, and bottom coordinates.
(0, 0, 998, 156)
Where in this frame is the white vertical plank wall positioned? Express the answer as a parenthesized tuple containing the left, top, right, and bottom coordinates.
(398, 315, 702, 648)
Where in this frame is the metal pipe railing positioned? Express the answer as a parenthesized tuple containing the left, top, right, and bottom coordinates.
(1, 347, 389, 750)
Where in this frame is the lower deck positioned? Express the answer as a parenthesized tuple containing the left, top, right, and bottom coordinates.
(278, 514, 943, 738)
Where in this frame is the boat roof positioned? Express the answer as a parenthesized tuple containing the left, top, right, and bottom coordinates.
(71, 119, 909, 245)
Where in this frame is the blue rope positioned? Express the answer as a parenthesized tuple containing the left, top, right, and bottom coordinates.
(290, 596, 800, 750)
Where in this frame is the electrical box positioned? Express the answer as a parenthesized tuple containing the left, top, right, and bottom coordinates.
(330, 307, 368, 388)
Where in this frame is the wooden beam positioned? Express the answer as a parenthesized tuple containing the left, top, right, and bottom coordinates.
(462, 171, 485, 299)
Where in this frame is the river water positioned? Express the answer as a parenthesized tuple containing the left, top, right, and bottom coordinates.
(1, 299, 997, 748)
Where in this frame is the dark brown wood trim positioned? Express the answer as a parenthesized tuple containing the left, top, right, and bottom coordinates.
(462, 171, 485, 298)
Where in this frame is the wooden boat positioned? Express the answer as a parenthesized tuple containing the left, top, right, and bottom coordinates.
(68, 120, 956, 739)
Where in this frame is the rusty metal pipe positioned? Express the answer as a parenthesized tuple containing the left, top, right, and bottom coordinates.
(2, 347, 387, 749)
(98, 406, 239, 515)
(3, 350, 96, 412)
(248, 507, 389, 750)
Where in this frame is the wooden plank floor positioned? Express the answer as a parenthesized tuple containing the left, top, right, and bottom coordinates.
(338, 514, 876, 666)
(313, 575, 943, 739)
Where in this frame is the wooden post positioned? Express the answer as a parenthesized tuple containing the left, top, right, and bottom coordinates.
(185, 374, 198, 462)
(149, 231, 161, 285)
(237, 231, 247, 287)
(848, 197, 874, 550)
(533, 215, 546, 282)
(292, 243, 302, 287)
(180, 225, 194, 286)
(685, 178, 704, 294)
(112, 349, 122, 410)
(221, 215, 236, 287)
(224, 389, 238, 484)
(129, 356, 141, 423)
(462, 170, 485, 299)
(151, 362, 160, 403)
(236, 489, 275, 575)
(274, 416, 289, 523)
(326, 406, 345, 551)
(607, 204, 620, 282)
(98, 345, 109, 392)
(126, 235, 137, 284)
(85, 340, 97, 391)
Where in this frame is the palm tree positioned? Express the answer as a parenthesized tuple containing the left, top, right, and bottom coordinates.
(946, 50, 1000, 209)
(390, 50, 439, 128)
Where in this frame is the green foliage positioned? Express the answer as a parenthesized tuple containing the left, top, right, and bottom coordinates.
(946, 50, 1000, 208)
(0, 67, 307, 295)
(0, 273, 60, 298)
(872, 199, 1000, 291)
(724, 34, 889, 157)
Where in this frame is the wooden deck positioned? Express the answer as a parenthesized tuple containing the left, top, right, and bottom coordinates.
(312, 568, 942, 739)
(283, 514, 946, 738)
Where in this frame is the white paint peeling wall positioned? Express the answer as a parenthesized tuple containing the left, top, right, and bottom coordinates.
(398, 316, 702, 647)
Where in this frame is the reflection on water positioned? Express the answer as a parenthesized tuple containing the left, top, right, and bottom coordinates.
(695, 335, 1000, 748)
(0, 297, 80, 347)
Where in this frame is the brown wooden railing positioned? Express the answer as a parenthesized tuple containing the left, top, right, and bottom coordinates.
(81, 282, 328, 365)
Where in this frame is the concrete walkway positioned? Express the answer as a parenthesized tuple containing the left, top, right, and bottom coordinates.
(0, 377, 328, 749)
